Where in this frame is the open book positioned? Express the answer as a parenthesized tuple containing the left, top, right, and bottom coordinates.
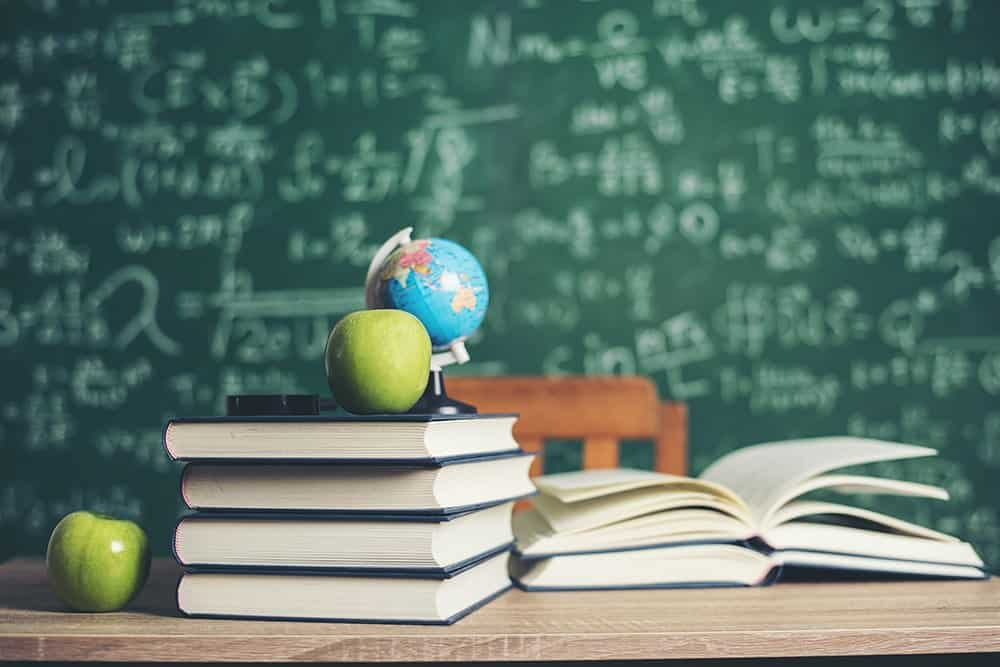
(512, 437, 987, 590)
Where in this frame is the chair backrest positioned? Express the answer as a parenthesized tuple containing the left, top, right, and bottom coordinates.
(447, 376, 687, 477)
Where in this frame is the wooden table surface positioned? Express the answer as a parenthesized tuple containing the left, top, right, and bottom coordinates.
(1, 558, 999, 662)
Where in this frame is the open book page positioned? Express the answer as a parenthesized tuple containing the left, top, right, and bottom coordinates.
(699, 437, 939, 527)
(512, 543, 776, 590)
(514, 505, 753, 557)
(766, 522, 984, 569)
(758, 474, 949, 531)
(531, 470, 751, 534)
(767, 500, 959, 542)
(773, 550, 986, 580)
(534, 468, 718, 503)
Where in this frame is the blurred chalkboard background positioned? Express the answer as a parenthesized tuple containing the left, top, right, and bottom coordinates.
(2, 0, 999, 566)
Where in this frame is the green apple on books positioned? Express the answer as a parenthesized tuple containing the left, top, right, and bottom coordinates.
(324, 309, 431, 415)
(164, 305, 519, 462)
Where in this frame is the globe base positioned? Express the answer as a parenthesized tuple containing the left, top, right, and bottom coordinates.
(408, 369, 477, 415)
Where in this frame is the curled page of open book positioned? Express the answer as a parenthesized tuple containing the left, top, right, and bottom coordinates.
(699, 437, 938, 525)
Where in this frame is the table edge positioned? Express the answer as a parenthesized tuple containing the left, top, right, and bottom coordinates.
(3, 625, 1000, 662)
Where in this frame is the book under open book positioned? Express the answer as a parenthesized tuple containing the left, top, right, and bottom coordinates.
(512, 437, 988, 590)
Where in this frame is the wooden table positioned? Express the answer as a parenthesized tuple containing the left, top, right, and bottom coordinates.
(1, 558, 999, 662)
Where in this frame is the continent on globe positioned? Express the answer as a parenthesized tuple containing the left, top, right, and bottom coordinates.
(382, 239, 434, 287)
(365, 227, 489, 368)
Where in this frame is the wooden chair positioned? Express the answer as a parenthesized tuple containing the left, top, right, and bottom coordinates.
(447, 376, 687, 478)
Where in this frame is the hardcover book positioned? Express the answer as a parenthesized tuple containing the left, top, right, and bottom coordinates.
(174, 501, 515, 573)
(177, 550, 511, 624)
(163, 413, 519, 463)
(180, 451, 535, 514)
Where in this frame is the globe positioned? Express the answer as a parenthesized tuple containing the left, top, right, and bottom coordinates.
(369, 235, 489, 351)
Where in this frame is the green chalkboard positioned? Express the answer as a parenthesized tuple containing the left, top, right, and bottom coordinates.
(3, 0, 1000, 567)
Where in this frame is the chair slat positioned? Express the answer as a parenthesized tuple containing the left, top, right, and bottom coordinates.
(447, 375, 687, 477)
(449, 376, 659, 438)
(656, 402, 688, 475)
(582, 436, 619, 469)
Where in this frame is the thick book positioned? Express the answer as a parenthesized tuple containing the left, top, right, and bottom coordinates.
(512, 437, 988, 590)
(173, 502, 514, 573)
(163, 413, 519, 463)
(180, 451, 535, 514)
(177, 550, 511, 624)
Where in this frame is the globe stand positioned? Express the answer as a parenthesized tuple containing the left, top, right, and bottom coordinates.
(409, 369, 477, 415)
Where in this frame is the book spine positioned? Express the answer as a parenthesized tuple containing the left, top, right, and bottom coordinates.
(178, 464, 193, 509)
(171, 515, 187, 566)
(161, 420, 177, 460)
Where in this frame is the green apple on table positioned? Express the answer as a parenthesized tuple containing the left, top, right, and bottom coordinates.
(325, 309, 432, 414)
(46, 511, 151, 612)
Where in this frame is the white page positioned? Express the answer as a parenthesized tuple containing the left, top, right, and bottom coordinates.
(699, 437, 937, 524)
(766, 523, 984, 567)
(766, 500, 958, 542)
(533, 468, 693, 503)
(759, 474, 948, 528)
(772, 550, 985, 579)
(533, 486, 751, 534)
(515, 508, 753, 557)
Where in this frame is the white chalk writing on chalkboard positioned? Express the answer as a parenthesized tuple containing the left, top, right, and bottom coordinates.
(1, 0, 999, 566)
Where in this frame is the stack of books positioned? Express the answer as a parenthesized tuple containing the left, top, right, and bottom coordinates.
(511, 437, 987, 590)
(163, 412, 534, 624)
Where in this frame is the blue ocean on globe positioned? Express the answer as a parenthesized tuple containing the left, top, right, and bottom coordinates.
(378, 237, 489, 348)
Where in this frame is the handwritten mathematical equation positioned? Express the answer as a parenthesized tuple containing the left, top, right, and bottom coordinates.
(2, 0, 999, 564)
